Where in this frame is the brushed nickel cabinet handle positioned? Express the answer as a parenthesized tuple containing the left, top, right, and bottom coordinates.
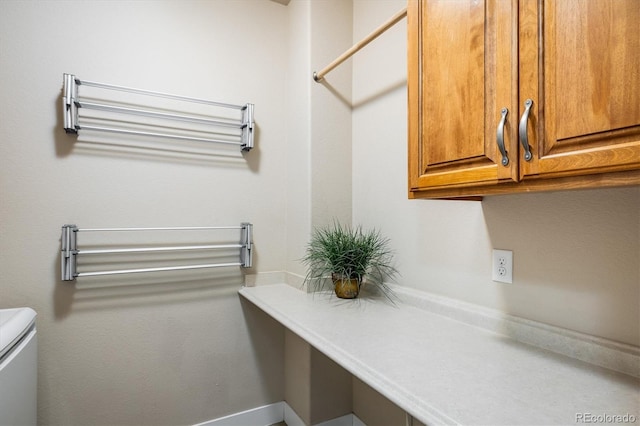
(497, 107, 509, 166)
(519, 99, 534, 161)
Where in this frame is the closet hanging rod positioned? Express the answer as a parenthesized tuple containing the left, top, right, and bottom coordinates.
(77, 78, 245, 110)
(77, 101, 244, 129)
(313, 6, 407, 82)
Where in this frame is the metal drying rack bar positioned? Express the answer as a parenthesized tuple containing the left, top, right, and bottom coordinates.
(60, 223, 253, 281)
(62, 74, 254, 151)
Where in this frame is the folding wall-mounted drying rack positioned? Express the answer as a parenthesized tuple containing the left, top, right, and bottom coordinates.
(62, 74, 254, 151)
(60, 223, 253, 281)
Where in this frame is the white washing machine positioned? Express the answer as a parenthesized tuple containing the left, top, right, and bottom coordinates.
(0, 307, 37, 426)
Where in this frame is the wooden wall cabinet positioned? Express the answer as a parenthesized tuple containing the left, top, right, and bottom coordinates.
(408, 0, 640, 199)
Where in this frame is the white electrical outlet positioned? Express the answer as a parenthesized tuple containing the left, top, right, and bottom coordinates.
(492, 249, 513, 283)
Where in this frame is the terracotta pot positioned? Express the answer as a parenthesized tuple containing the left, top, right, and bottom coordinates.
(333, 276, 361, 299)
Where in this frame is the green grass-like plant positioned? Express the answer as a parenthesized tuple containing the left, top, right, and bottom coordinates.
(302, 221, 398, 298)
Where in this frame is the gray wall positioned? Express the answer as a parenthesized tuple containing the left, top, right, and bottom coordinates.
(0, 1, 288, 424)
(351, 0, 639, 346)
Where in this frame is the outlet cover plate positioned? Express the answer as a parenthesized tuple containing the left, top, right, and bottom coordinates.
(492, 249, 513, 284)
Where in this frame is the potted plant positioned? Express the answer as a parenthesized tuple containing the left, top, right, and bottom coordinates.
(301, 221, 398, 299)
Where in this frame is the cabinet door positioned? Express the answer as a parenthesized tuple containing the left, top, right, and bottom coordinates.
(519, 0, 640, 180)
(408, 0, 519, 196)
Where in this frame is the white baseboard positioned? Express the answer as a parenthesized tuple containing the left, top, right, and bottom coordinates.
(194, 402, 284, 426)
(197, 401, 365, 426)
(315, 413, 359, 426)
(284, 403, 304, 426)
(352, 416, 366, 426)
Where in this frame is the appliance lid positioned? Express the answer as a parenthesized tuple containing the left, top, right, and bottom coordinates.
(0, 308, 37, 359)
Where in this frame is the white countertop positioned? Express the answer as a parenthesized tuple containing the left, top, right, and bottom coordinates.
(239, 284, 640, 425)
